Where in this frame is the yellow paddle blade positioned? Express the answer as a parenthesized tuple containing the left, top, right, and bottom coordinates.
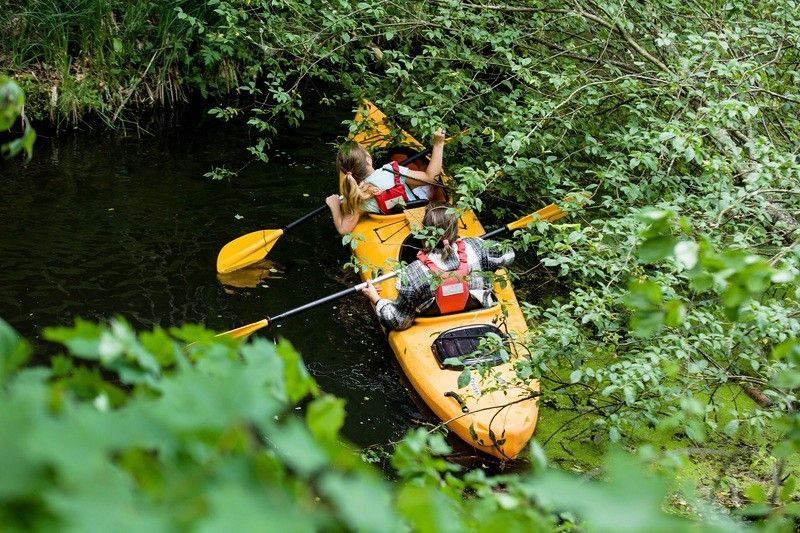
(507, 203, 566, 231)
(216, 229, 284, 274)
(217, 318, 270, 339)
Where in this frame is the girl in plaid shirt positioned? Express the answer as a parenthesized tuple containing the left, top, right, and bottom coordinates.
(361, 203, 515, 330)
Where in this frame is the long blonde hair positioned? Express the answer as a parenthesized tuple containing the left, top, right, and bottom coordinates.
(422, 202, 460, 260)
(336, 141, 375, 216)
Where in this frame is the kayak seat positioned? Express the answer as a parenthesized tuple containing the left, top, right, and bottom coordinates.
(375, 146, 429, 215)
(393, 198, 428, 214)
(432, 324, 510, 369)
(374, 145, 447, 210)
(374, 146, 429, 172)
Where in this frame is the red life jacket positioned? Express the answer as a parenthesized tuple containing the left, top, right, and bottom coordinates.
(373, 161, 410, 214)
(417, 239, 470, 315)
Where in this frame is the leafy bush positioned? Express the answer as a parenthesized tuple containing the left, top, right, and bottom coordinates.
(3, 317, 789, 531)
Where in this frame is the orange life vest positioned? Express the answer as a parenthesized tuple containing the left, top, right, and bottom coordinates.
(417, 238, 470, 315)
(373, 161, 410, 214)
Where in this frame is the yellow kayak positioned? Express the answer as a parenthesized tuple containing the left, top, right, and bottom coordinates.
(348, 102, 539, 459)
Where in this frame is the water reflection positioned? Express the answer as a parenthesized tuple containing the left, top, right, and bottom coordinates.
(216, 258, 286, 290)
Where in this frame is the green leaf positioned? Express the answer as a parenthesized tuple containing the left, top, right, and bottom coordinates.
(781, 502, 800, 516)
(442, 357, 464, 368)
(306, 395, 346, 442)
(0, 318, 30, 382)
(275, 338, 318, 403)
(43, 318, 105, 360)
(266, 418, 327, 477)
(529, 451, 693, 531)
(771, 339, 800, 362)
(689, 272, 714, 292)
(778, 476, 797, 503)
(623, 386, 636, 406)
(630, 311, 665, 337)
(319, 472, 400, 532)
(737, 503, 772, 517)
(197, 484, 315, 532)
(396, 484, 462, 533)
(46, 469, 171, 532)
(684, 420, 706, 443)
(639, 236, 678, 263)
(625, 280, 663, 309)
(529, 440, 548, 471)
(457, 368, 471, 389)
(0, 78, 24, 130)
(663, 300, 686, 328)
(721, 285, 746, 309)
(744, 482, 767, 503)
(2, 125, 36, 160)
(772, 369, 800, 389)
(723, 419, 739, 436)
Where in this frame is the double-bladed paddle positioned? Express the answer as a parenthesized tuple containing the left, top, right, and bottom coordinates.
(218, 202, 567, 338)
(216, 147, 435, 274)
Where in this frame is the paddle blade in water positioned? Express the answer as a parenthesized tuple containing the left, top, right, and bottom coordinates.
(217, 318, 270, 339)
(216, 229, 284, 273)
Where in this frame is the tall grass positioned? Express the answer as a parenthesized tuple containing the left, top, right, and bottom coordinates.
(3, 0, 218, 127)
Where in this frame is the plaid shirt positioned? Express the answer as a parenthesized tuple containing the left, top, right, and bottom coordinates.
(375, 237, 515, 330)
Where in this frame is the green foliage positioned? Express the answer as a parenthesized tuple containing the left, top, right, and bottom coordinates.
(0, 77, 24, 130)
(0, 77, 36, 159)
(0, 318, 31, 383)
(1, 318, 781, 531)
(533, 451, 731, 532)
(0, 318, 390, 530)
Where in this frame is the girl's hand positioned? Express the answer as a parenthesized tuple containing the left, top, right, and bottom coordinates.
(359, 182, 380, 195)
(326, 194, 341, 210)
(361, 280, 381, 303)
(433, 128, 446, 145)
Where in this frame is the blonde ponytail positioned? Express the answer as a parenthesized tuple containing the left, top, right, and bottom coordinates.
(336, 141, 375, 216)
(340, 172, 374, 216)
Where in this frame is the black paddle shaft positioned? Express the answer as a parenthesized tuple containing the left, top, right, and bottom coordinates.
(282, 146, 434, 232)
(269, 282, 369, 325)
(481, 225, 510, 240)
(267, 222, 508, 326)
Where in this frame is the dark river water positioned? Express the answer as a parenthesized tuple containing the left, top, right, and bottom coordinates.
(0, 105, 423, 450)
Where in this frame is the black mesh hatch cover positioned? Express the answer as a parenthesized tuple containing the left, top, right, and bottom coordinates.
(431, 324, 510, 369)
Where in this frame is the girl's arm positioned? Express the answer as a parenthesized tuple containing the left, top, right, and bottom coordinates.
(362, 280, 415, 330)
(326, 194, 360, 235)
(475, 237, 515, 269)
(373, 264, 430, 330)
(405, 128, 445, 188)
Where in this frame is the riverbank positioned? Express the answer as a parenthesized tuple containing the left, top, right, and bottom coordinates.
(5, 1, 235, 128)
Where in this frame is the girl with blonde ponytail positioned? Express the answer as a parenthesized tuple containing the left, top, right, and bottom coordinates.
(326, 129, 446, 235)
(337, 141, 378, 214)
